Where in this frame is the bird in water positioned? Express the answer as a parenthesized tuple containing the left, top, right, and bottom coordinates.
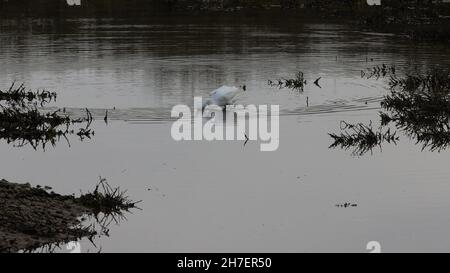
(202, 85, 246, 111)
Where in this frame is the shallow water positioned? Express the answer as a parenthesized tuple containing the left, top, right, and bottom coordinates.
(2, 16, 450, 252)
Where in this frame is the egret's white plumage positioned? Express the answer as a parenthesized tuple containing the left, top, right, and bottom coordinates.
(203, 85, 244, 110)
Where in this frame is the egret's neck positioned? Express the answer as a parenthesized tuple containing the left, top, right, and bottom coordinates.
(202, 99, 212, 111)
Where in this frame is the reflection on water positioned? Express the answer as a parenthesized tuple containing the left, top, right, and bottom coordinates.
(268, 71, 307, 92)
(329, 66, 450, 155)
(3, 16, 450, 252)
(20, 178, 140, 253)
(3, 16, 450, 112)
(0, 83, 94, 150)
(329, 120, 399, 156)
(27, 211, 130, 253)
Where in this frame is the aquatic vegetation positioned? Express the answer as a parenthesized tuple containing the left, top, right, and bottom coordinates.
(331, 66, 450, 154)
(388, 69, 450, 93)
(381, 69, 450, 151)
(0, 82, 57, 107)
(268, 71, 307, 91)
(77, 177, 141, 215)
(329, 121, 398, 156)
(335, 202, 357, 208)
(361, 64, 396, 80)
(0, 83, 94, 149)
(313, 77, 322, 88)
(0, 106, 93, 149)
(406, 26, 450, 43)
(0, 179, 91, 253)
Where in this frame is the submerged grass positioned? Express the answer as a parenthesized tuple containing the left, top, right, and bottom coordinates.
(331, 66, 450, 155)
(77, 177, 141, 215)
(361, 64, 396, 80)
(268, 71, 307, 91)
(329, 121, 398, 156)
(357, 4, 450, 43)
(0, 82, 57, 107)
(0, 83, 94, 149)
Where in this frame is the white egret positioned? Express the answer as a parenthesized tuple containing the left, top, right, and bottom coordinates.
(202, 85, 246, 111)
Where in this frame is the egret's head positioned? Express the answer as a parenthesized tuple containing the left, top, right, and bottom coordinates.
(202, 98, 212, 112)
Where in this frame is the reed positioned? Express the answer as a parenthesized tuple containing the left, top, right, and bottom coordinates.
(0, 83, 93, 149)
(268, 71, 307, 91)
(76, 177, 141, 215)
(329, 121, 398, 156)
(0, 82, 57, 107)
(381, 68, 450, 151)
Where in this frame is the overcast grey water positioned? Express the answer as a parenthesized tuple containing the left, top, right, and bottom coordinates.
(2, 16, 450, 252)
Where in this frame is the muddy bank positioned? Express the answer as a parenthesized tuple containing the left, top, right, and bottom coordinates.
(0, 84, 137, 253)
(0, 179, 137, 253)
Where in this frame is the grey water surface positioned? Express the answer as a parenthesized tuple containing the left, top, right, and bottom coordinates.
(2, 16, 450, 252)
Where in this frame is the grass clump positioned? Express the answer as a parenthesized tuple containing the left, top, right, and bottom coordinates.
(0, 83, 94, 149)
(0, 82, 57, 107)
(0, 178, 140, 253)
(329, 121, 398, 156)
(331, 66, 450, 155)
(77, 177, 140, 215)
(381, 68, 450, 151)
(268, 71, 307, 91)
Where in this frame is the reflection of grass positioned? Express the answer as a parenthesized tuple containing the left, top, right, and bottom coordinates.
(268, 71, 306, 91)
(329, 121, 398, 156)
(0, 83, 93, 149)
(330, 67, 450, 155)
(0, 82, 57, 107)
(358, 4, 450, 42)
(0, 178, 140, 253)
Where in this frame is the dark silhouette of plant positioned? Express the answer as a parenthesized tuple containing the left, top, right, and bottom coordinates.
(77, 177, 141, 215)
(331, 66, 450, 154)
(268, 71, 307, 91)
(0, 83, 94, 149)
(329, 121, 398, 156)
